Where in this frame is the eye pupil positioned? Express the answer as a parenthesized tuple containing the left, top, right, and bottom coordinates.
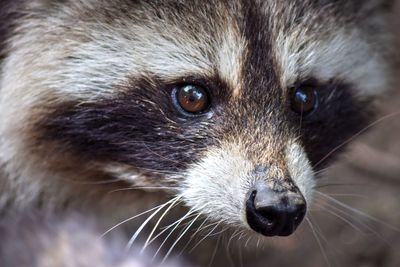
(291, 86, 318, 115)
(175, 84, 210, 114)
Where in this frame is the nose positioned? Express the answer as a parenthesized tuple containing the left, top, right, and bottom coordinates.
(246, 182, 306, 236)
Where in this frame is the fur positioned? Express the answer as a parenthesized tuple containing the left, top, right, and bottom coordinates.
(0, 0, 397, 265)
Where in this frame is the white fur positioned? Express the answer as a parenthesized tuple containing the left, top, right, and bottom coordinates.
(182, 143, 254, 228)
(182, 141, 315, 230)
(217, 25, 247, 96)
(270, 3, 393, 95)
(276, 29, 391, 95)
(286, 142, 315, 205)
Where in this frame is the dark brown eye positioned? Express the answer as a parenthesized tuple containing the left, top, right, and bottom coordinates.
(290, 86, 318, 115)
(173, 84, 210, 114)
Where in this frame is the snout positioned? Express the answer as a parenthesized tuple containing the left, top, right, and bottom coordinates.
(246, 182, 306, 236)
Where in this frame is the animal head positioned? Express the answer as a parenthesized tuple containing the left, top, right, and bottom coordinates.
(0, 0, 396, 236)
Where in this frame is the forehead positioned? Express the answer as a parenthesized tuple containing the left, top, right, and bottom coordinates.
(47, 0, 389, 101)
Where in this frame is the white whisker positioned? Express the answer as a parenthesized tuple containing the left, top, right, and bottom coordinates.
(306, 217, 331, 267)
(152, 208, 196, 260)
(314, 111, 400, 168)
(313, 202, 365, 234)
(189, 221, 221, 253)
(316, 191, 400, 232)
(177, 217, 210, 257)
(100, 200, 173, 239)
(147, 213, 196, 246)
(141, 197, 181, 252)
(207, 235, 221, 267)
(108, 186, 179, 195)
(126, 196, 181, 249)
(161, 212, 202, 264)
(315, 194, 393, 246)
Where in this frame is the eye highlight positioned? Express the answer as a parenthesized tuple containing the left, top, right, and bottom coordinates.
(290, 86, 318, 115)
(172, 84, 211, 115)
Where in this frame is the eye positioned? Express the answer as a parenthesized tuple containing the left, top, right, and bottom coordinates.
(172, 84, 211, 115)
(290, 86, 318, 115)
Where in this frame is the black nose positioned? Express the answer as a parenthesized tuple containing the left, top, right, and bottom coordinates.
(246, 183, 306, 236)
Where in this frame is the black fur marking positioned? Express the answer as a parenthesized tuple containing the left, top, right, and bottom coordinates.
(294, 81, 372, 168)
(39, 76, 231, 174)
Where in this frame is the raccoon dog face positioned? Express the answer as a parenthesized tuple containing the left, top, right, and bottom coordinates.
(0, 0, 395, 236)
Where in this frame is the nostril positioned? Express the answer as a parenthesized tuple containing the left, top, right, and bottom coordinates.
(256, 203, 280, 219)
(246, 189, 279, 236)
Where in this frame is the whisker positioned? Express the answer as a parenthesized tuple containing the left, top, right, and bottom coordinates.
(314, 110, 400, 168)
(99, 200, 174, 239)
(177, 217, 209, 257)
(229, 229, 243, 244)
(325, 193, 367, 199)
(152, 208, 196, 260)
(225, 230, 236, 267)
(141, 197, 181, 252)
(245, 235, 252, 248)
(238, 231, 246, 241)
(190, 217, 209, 239)
(148, 212, 198, 248)
(313, 166, 334, 176)
(308, 214, 341, 266)
(161, 212, 203, 265)
(141, 141, 186, 167)
(126, 196, 181, 249)
(65, 179, 121, 185)
(208, 227, 228, 237)
(314, 183, 368, 189)
(238, 240, 244, 267)
(147, 213, 194, 247)
(104, 162, 179, 176)
(316, 191, 400, 232)
(256, 237, 261, 250)
(313, 202, 365, 234)
(207, 235, 221, 267)
(189, 221, 221, 253)
(315, 195, 393, 246)
(306, 217, 332, 267)
(196, 221, 220, 234)
(108, 186, 179, 195)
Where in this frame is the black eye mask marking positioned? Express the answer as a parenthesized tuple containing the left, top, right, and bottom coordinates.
(38, 76, 230, 174)
(289, 80, 372, 168)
